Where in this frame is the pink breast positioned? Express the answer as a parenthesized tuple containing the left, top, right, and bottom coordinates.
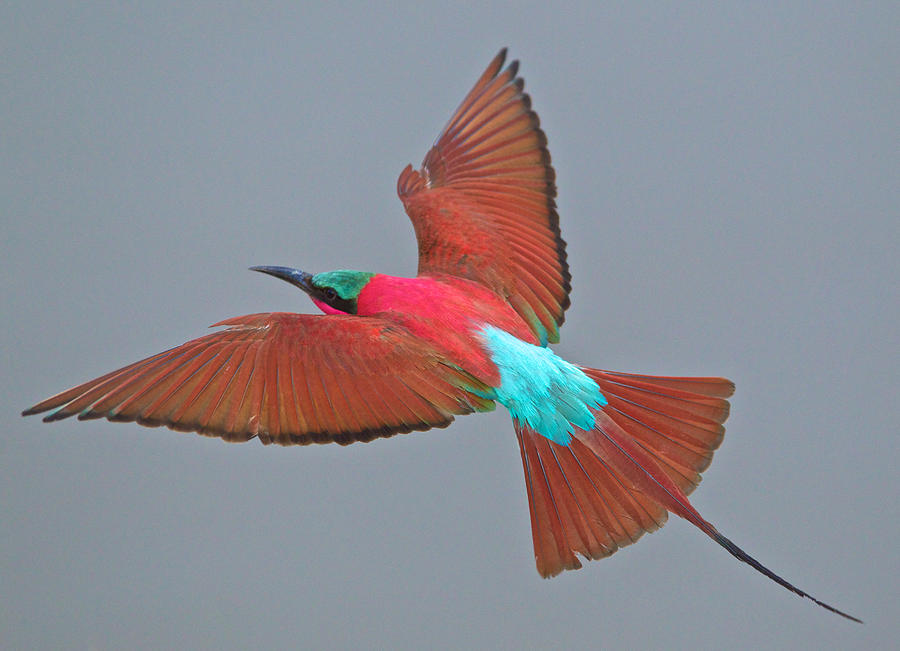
(356, 274, 537, 385)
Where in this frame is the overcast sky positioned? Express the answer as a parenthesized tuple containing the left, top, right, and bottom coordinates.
(3, 3, 897, 649)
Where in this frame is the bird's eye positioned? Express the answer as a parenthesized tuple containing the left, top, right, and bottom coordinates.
(323, 288, 337, 300)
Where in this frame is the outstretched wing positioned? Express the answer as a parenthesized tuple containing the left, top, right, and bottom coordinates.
(23, 313, 494, 446)
(397, 49, 570, 345)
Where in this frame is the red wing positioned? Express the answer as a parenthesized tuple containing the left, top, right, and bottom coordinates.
(398, 49, 570, 345)
(23, 313, 494, 446)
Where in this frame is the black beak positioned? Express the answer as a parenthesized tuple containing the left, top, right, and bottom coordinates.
(250, 266, 315, 295)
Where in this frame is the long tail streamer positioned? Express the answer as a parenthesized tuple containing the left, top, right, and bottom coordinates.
(515, 369, 861, 622)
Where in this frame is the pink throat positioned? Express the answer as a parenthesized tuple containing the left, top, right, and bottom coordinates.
(311, 297, 345, 315)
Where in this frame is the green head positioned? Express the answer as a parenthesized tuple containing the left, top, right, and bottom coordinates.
(250, 266, 375, 314)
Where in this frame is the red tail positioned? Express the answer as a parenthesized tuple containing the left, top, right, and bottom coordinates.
(515, 369, 861, 622)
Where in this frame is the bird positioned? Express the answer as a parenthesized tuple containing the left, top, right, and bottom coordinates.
(23, 49, 859, 623)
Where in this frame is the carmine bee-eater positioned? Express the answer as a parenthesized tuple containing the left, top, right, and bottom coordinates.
(24, 49, 859, 622)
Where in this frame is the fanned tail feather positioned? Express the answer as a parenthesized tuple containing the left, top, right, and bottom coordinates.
(515, 369, 861, 622)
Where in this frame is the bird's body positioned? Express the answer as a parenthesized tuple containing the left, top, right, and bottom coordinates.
(358, 273, 539, 381)
(23, 49, 859, 622)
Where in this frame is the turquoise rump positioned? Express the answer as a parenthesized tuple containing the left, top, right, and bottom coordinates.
(478, 325, 606, 445)
(22, 50, 859, 622)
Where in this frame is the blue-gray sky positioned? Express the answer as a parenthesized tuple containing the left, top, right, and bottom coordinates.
(3, 3, 897, 649)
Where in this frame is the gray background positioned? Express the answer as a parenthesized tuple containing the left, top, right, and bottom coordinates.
(3, 3, 897, 649)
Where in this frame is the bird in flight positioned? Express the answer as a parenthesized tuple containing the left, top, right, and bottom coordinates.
(24, 49, 859, 622)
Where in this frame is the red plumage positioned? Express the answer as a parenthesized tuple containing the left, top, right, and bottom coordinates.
(24, 312, 494, 445)
(516, 372, 733, 577)
(399, 49, 569, 344)
(22, 49, 860, 622)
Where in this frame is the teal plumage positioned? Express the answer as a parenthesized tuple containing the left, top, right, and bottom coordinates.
(312, 270, 376, 300)
(478, 325, 605, 445)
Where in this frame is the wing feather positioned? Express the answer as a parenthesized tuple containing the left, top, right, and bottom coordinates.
(398, 49, 570, 344)
(23, 313, 494, 446)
